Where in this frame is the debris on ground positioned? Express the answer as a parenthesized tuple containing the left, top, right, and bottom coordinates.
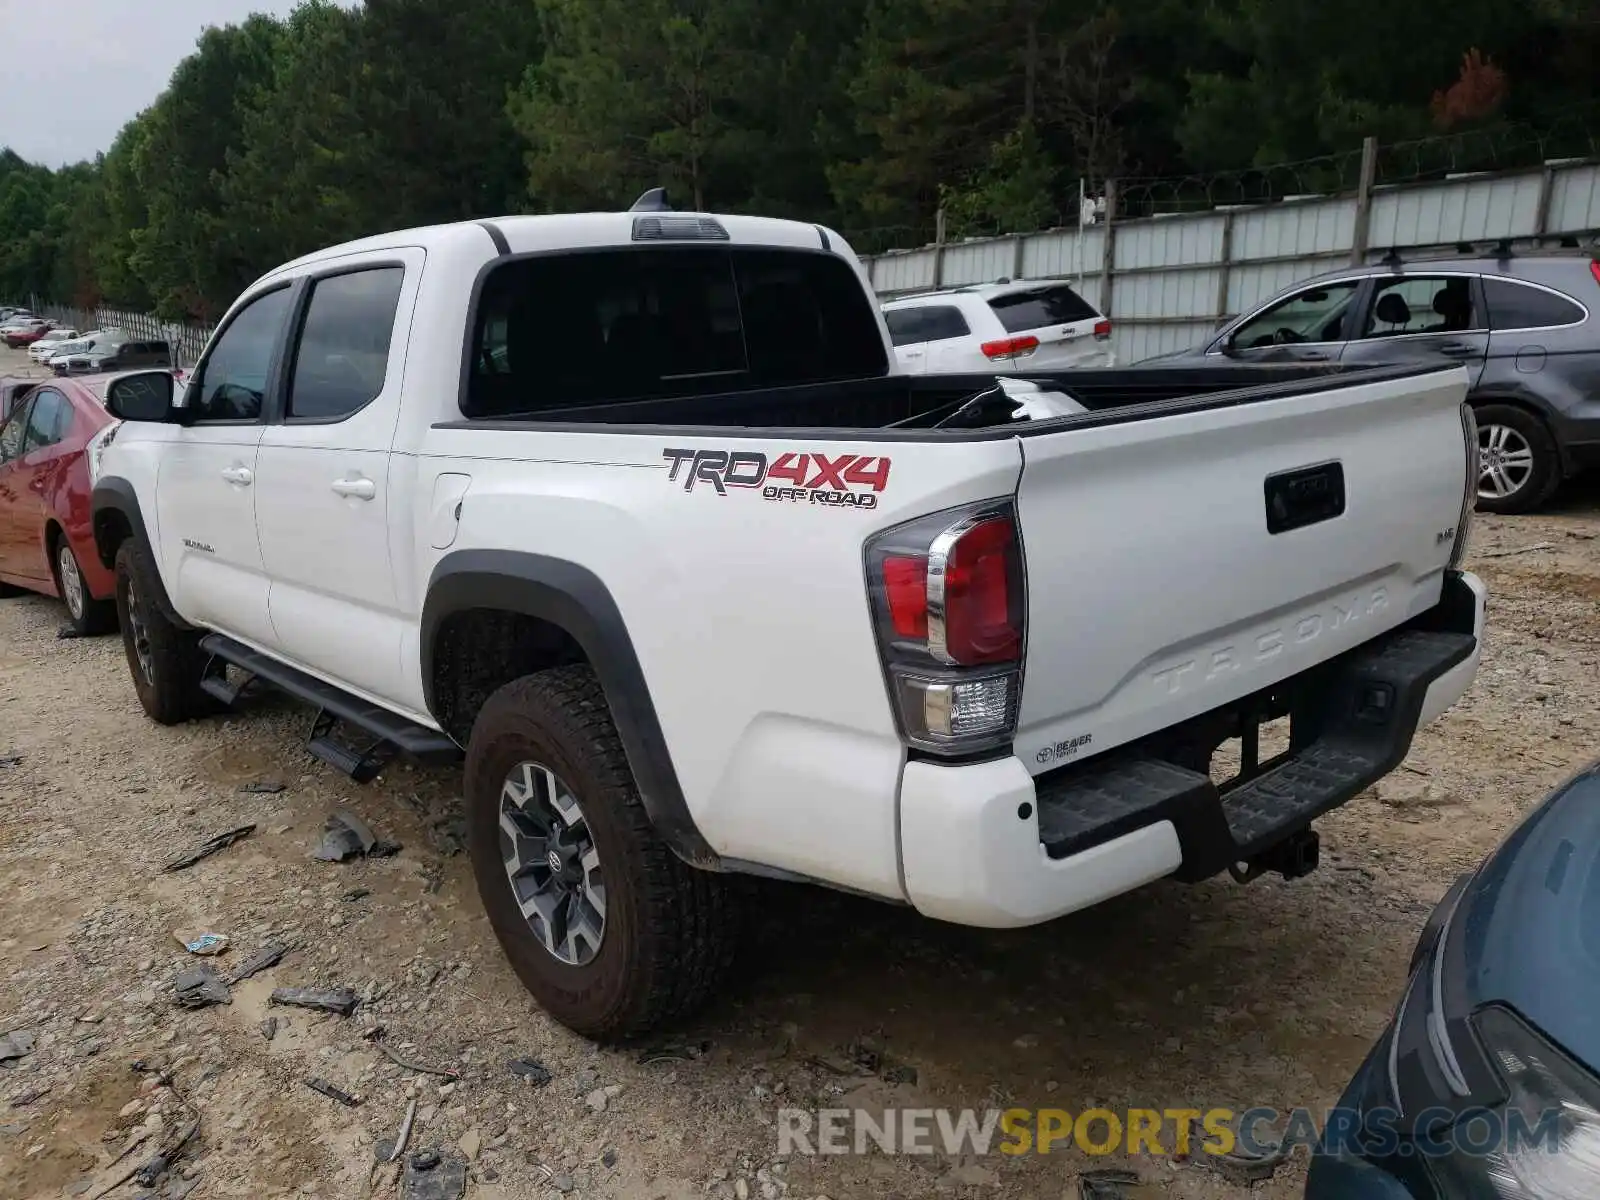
(1479, 541, 1556, 559)
(376, 1098, 418, 1164)
(8, 1082, 49, 1107)
(172, 930, 230, 956)
(372, 1036, 461, 1080)
(269, 986, 359, 1016)
(401, 1148, 468, 1200)
(1079, 1167, 1142, 1199)
(172, 966, 231, 1009)
(426, 816, 467, 857)
(226, 941, 291, 984)
(0, 1029, 36, 1063)
(312, 809, 402, 862)
(1202, 1138, 1289, 1186)
(0, 754, 21, 768)
(635, 1040, 709, 1066)
(506, 1057, 553, 1085)
(238, 780, 286, 794)
(259, 1017, 278, 1041)
(304, 1077, 363, 1107)
(162, 824, 256, 872)
(343, 887, 371, 902)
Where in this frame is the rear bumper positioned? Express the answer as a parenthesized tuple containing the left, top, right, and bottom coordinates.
(899, 571, 1485, 928)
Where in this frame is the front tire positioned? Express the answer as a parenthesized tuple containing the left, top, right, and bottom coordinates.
(1474, 403, 1559, 515)
(55, 539, 116, 635)
(464, 666, 739, 1041)
(114, 541, 213, 724)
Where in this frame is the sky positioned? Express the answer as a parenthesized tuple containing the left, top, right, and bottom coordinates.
(0, 0, 321, 168)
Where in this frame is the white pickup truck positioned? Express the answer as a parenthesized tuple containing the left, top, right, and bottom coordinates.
(89, 196, 1485, 1039)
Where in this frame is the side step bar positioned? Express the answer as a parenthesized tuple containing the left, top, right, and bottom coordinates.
(199, 634, 462, 782)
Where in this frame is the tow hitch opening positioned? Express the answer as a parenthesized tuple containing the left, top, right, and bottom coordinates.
(1230, 828, 1321, 884)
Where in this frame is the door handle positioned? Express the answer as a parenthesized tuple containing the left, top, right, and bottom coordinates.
(1436, 341, 1476, 358)
(331, 477, 376, 501)
(220, 466, 253, 486)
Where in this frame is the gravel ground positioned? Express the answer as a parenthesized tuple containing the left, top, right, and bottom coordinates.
(1, 347, 1597, 1199)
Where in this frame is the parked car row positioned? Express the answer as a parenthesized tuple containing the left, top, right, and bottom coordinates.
(1, 309, 173, 376)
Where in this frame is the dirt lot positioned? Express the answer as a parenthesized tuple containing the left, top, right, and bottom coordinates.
(1, 353, 1597, 1200)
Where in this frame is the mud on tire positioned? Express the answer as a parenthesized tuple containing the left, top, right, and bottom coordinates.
(464, 665, 740, 1041)
(114, 541, 214, 724)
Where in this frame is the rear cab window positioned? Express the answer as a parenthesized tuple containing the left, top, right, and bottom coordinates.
(883, 304, 972, 347)
(464, 247, 889, 418)
(988, 284, 1099, 334)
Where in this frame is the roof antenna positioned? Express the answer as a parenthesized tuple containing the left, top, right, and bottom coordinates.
(1380, 247, 1403, 268)
(1493, 238, 1514, 260)
(630, 188, 672, 213)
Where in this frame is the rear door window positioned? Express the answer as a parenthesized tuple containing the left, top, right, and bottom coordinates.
(988, 285, 1099, 333)
(884, 305, 971, 347)
(23, 390, 67, 451)
(466, 247, 889, 417)
(1361, 276, 1479, 338)
(1481, 278, 1586, 331)
(288, 267, 405, 420)
(0, 396, 32, 464)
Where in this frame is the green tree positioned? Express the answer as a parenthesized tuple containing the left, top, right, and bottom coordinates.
(511, 0, 753, 211)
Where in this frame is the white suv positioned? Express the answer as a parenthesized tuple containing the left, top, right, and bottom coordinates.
(883, 280, 1115, 374)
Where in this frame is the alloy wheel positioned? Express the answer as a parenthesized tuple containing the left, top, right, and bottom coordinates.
(58, 545, 83, 621)
(497, 761, 607, 966)
(1478, 423, 1534, 501)
(125, 578, 154, 684)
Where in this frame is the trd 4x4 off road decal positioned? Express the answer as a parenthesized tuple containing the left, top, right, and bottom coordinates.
(662, 448, 891, 509)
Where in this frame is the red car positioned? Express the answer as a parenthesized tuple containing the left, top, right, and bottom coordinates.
(0, 376, 119, 633)
(2, 321, 60, 349)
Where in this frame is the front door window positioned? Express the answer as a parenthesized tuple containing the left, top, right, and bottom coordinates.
(1229, 281, 1361, 351)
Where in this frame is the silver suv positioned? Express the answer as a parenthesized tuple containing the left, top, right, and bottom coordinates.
(1155, 252, 1600, 513)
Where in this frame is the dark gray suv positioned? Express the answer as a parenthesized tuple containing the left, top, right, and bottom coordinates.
(1152, 252, 1600, 513)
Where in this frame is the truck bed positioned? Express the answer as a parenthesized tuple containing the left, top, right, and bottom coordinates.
(450, 361, 1450, 436)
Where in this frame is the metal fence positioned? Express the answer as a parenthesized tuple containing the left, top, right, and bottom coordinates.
(861, 150, 1600, 363)
(19, 150, 1600, 371)
(27, 299, 214, 368)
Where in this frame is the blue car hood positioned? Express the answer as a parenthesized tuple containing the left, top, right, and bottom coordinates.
(1456, 761, 1600, 1067)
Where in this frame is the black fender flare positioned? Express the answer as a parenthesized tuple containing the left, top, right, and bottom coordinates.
(90, 478, 190, 628)
(421, 549, 718, 868)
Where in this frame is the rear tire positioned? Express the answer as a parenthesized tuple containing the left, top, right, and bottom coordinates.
(464, 665, 739, 1041)
(54, 538, 116, 636)
(114, 541, 213, 724)
(1473, 403, 1559, 515)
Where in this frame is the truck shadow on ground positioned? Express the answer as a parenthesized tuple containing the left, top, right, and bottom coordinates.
(705, 863, 1426, 1114)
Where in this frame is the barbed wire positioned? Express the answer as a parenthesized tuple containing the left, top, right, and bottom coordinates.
(862, 103, 1600, 250)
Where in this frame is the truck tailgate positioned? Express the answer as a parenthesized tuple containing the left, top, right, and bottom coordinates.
(1012, 366, 1470, 772)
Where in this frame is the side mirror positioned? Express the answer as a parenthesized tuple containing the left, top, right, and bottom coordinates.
(105, 371, 177, 423)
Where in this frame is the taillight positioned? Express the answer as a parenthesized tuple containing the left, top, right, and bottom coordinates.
(980, 335, 1039, 361)
(1589, 259, 1600, 290)
(929, 516, 1021, 664)
(866, 502, 1026, 756)
(1093, 319, 1112, 341)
